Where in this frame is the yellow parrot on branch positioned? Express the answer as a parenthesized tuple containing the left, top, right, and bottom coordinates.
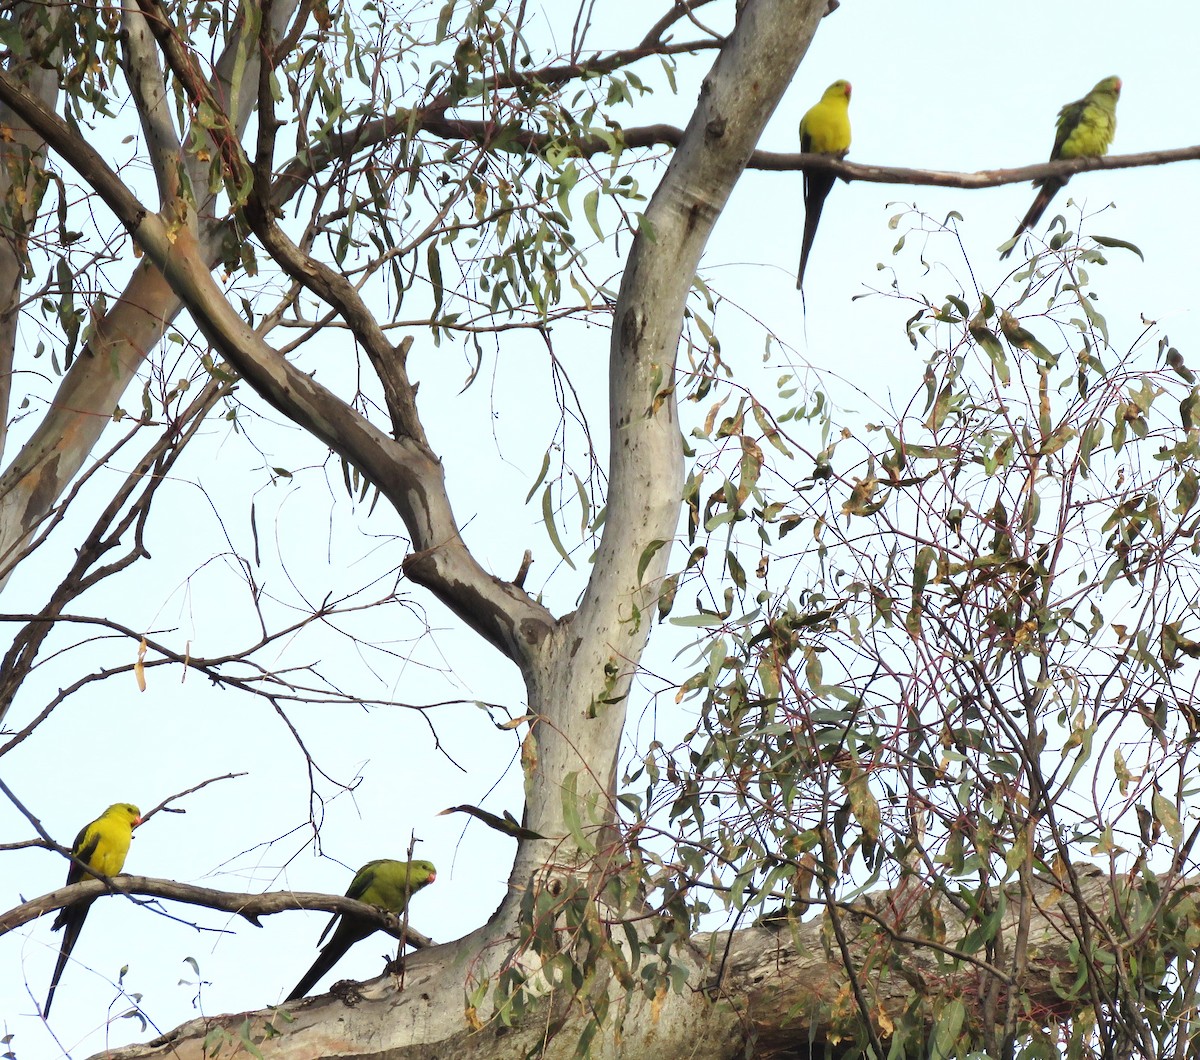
(44, 802, 142, 1017)
(796, 79, 852, 299)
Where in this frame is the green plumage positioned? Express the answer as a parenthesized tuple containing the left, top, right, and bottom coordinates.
(1002, 76, 1121, 258)
(286, 858, 437, 1001)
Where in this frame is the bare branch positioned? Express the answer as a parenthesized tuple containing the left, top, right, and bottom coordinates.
(0, 0, 301, 581)
(0, 374, 228, 723)
(755, 143, 1200, 186)
(121, 4, 183, 203)
(274, 107, 1200, 211)
(0, 64, 557, 665)
(0, 876, 433, 950)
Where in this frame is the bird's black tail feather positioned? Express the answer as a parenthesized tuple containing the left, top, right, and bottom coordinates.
(797, 171, 837, 292)
(1001, 178, 1066, 260)
(44, 903, 91, 1017)
(286, 917, 375, 1002)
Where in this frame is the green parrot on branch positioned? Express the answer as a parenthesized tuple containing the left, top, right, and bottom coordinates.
(796, 79, 852, 297)
(286, 858, 436, 1001)
(1001, 76, 1121, 259)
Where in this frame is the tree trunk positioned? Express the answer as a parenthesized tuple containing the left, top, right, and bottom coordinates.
(95, 867, 1139, 1059)
(33, 0, 837, 1053)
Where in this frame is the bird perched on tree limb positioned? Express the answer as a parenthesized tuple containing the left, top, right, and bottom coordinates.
(286, 858, 437, 1001)
(1001, 76, 1121, 259)
(44, 802, 142, 1017)
(796, 80, 852, 300)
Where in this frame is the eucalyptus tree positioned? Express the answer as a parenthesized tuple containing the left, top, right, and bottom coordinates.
(2, 0, 1199, 1057)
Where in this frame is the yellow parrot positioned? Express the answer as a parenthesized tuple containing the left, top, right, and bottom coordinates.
(796, 79, 852, 297)
(44, 802, 142, 1017)
(1001, 76, 1121, 259)
(286, 858, 437, 1001)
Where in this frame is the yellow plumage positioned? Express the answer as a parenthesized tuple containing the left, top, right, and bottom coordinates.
(797, 80, 852, 295)
(799, 80, 852, 156)
(44, 802, 142, 1017)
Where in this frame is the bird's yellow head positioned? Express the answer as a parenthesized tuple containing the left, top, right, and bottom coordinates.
(1093, 76, 1121, 98)
(105, 803, 143, 828)
(824, 80, 851, 103)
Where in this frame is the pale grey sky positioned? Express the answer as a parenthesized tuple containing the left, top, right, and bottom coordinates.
(3, 0, 1198, 1054)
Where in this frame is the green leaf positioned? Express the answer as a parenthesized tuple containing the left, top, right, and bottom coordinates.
(525, 449, 551, 504)
(1175, 469, 1198, 517)
(636, 539, 668, 583)
(904, 444, 959, 460)
(427, 242, 444, 319)
(932, 999, 965, 1059)
(969, 317, 1002, 367)
(583, 189, 603, 240)
(435, 0, 456, 43)
(572, 472, 590, 534)
(1038, 425, 1077, 456)
(1090, 234, 1144, 261)
(562, 772, 596, 854)
(727, 550, 746, 591)
(541, 485, 576, 569)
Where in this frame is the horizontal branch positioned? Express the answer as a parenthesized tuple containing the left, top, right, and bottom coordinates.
(0, 875, 432, 949)
(756, 142, 1200, 186)
(275, 103, 1200, 207)
(711, 866, 1188, 1056)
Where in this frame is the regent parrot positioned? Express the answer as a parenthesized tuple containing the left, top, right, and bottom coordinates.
(44, 802, 142, 1017)
(1002, 76, 1121, 259)
(796, 80, 852, 298)
(286, 858, 437, 1001)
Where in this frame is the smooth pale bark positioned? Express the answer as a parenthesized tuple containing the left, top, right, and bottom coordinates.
(510, 0, 831, 875)
(0, 5, 60, 466)
(0, 0, 300, 593)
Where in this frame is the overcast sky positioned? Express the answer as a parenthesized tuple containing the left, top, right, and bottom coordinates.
(3, 0, 1198, 1055)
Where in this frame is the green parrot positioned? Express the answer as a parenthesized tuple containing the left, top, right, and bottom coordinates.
(45, 803, 142, 1017)
(286, 858, 436, 1001)
(796, 80, 852, 296)
(1001, 76, 1121, 259)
